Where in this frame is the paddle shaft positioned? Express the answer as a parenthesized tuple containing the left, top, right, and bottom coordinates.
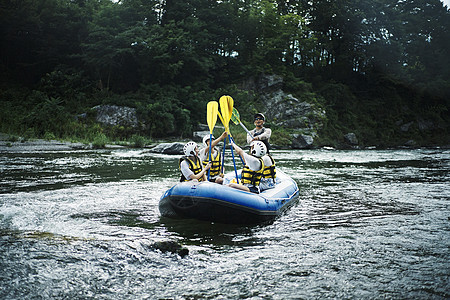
(228, 135, 240, 184)
(206, 101, 218, 181)
(240, 122, 254, 138)
(231, 107, 254, 138)
(219, 96, 239, 184)
(208, 135, 213, 181)
(229, 136, 245, 165)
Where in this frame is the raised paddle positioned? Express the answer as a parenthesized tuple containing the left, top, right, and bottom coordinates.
(218, 111, 245, 167)
(206, 101, 218, 181)
(217, 111, 228, 174)
(225, 95, 234, 120)
(220, 95, 239, 184)
(231, 107, 254, 138)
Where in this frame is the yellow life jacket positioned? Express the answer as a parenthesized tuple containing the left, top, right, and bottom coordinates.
(179, 156, 203, 182)
(202, 149, 222, 177)
(262, 155, 276, 180)
(241, 157, 264, 186)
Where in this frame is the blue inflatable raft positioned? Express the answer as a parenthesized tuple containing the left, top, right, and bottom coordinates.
(159, 170, 299, 224)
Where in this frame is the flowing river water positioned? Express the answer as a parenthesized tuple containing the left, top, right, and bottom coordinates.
(0, 146, 449, 299)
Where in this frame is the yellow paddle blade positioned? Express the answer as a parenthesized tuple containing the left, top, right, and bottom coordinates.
(207, 101, 218, 133)
(219, 96, 230, 127)
(226, 96, 234, 117)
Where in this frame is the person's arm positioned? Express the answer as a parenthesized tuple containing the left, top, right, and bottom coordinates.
(230, 141, 246, 164)
(246, 129, 255, 144)
(253, 128, 271, 141)
(211, 131, 227, 148)
(190, 161, 211, 181)
(181, 159, 211, 181)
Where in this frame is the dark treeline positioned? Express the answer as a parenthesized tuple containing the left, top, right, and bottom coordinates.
(1, 0, 449, 147)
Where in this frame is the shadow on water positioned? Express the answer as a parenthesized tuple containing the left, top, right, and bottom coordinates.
(158, 217, 259, 246)
(70, 210, 260, 247)
(71, 210, 160, 230)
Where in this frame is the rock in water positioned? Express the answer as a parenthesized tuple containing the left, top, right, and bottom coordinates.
(147, 142, 185, 154)
(150, 241, 189, 257)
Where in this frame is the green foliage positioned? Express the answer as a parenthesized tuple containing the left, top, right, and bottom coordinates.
(24, 92, 71, 136)
(43, 132, 57, 141)
(0, 0, 448, 147)
(269, 129, 292, 147)
(92, 133, 109, 149)
(130, 134, 151, 148)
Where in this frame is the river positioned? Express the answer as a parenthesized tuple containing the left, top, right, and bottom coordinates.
(0, 147, 449, 299)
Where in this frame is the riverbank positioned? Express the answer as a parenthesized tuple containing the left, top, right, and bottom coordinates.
(0, 133, 124, 152)
(1, 133, 448, 154)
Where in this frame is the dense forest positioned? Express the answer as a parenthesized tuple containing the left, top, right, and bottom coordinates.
(1, 0, 449, 148)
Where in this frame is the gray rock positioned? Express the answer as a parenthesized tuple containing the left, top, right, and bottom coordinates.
(404, 139, 417, 147)
(344, 133, 358, 145)
(150, 241, 189, 257)
(147, 142, 186, 154)
(258, 74, 283, 91)
(193, 131, 210, 142)
(93, 105, 139, 128)
(242, 75, 325, 146)
(240, 74, 283, 92)
(196, 124, 209, 131)
(291, 134, 314, 149)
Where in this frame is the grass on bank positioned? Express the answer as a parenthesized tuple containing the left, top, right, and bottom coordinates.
(2, 122, 153, 149)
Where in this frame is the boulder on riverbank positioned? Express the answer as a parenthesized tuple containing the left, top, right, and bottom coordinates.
(343, 132, 359, 149)
(146, 142, 185, 155)
(292, 134, 314, 149)
(93, 105, 140, 128)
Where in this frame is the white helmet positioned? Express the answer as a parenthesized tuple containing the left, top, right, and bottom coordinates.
(202, 135, 214, 147)
(183, 141, 198, 156)
(250, 141, 267, 157)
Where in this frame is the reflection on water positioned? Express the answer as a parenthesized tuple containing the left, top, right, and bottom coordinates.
(0, 148, 449, 299)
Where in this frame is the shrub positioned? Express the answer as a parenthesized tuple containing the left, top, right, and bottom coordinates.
(130, 134, 150, 148)
(43, 132, 56, 141)
(92, 133, 109, 148)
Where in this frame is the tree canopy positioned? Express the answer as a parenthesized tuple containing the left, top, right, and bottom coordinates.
(1, 0, 449, 146)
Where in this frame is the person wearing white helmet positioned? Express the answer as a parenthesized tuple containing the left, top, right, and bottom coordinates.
(258, 140, 277, 191)
(179, 141, 211, 182)
(247, 112, 272, 153)
(228, 140, 266, 193)
(199, 131, 227, 183)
